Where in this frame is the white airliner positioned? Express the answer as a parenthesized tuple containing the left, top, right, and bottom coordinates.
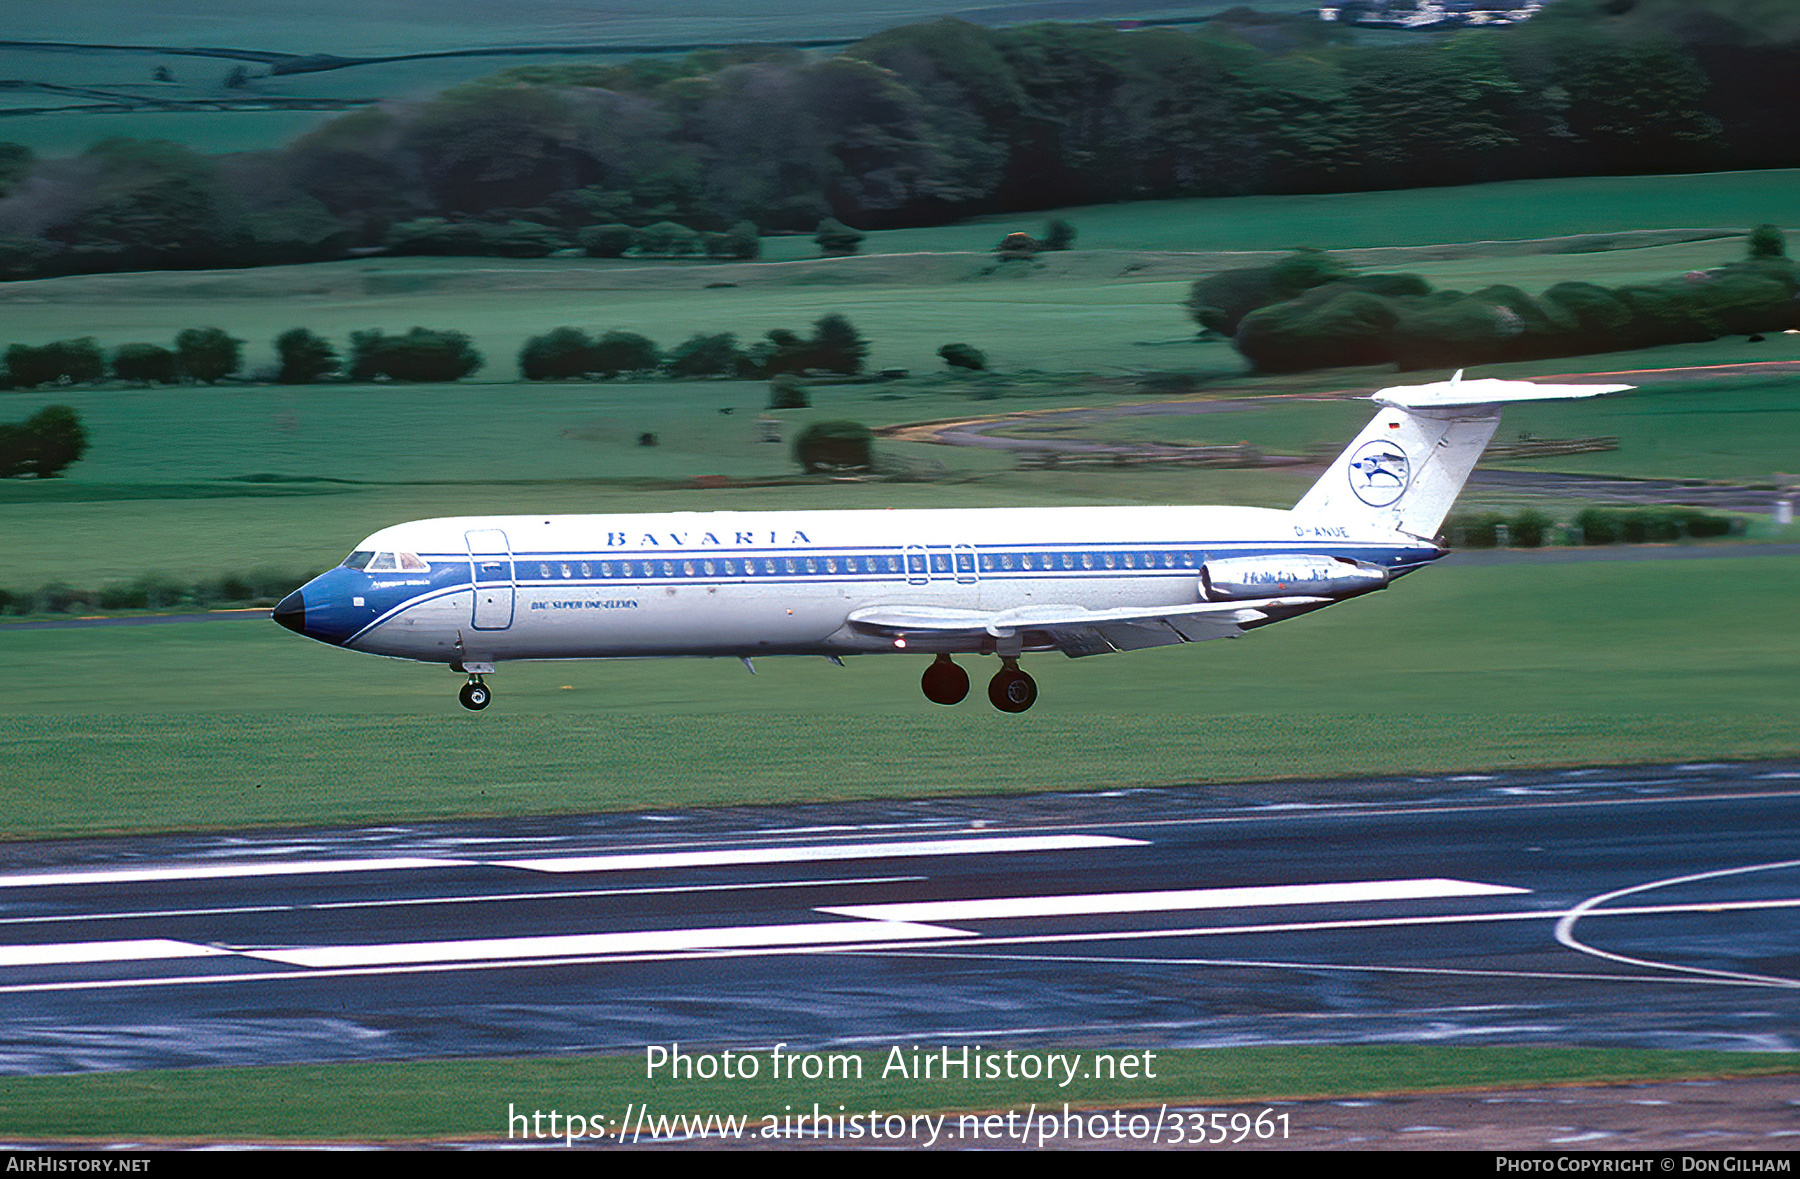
(274, 373, 1629, 712)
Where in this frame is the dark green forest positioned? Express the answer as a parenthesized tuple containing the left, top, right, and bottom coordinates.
(0, 0, 1795, 281)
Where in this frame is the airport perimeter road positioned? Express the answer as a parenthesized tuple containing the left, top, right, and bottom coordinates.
(0, 761, 1796, 1074)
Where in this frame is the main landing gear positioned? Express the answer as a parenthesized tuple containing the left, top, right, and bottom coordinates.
(919, 655, 1037, 713)
(988, 657, 1037, 714)
(921, 653, 970, 705)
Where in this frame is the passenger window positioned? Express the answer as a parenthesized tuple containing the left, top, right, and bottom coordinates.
(1082, 553, 1093, 569)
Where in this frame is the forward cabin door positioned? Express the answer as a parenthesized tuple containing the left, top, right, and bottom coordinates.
(466, 528, 515, 630)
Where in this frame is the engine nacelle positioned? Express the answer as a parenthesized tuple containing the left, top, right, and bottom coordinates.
(1200, 554, 1389, 602)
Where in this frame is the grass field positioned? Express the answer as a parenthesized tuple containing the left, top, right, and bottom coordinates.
(0, 1047, 1788, 1142)
(5, 555, 1795, 839)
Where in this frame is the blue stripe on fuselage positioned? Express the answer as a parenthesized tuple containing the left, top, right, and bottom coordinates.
(339, 541, 1438, 647)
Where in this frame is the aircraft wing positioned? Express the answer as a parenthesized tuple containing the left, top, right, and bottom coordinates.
(847, 598, 1330, 658)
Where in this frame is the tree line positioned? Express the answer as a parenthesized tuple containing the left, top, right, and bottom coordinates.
(0, 1, 1796, 281)
(0, 314, 874, 389)
(1190, 227, 1798, 373)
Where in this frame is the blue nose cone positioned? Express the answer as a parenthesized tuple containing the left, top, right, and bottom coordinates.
(271, 570, 366, 646)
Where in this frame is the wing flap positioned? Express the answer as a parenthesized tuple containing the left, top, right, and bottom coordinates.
(848, 598, 1328, 656)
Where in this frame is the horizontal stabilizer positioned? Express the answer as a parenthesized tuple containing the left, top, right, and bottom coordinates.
(1372, 371, 1634, 411)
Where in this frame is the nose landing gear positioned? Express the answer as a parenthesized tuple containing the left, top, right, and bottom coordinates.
(458, 676, 491, 711)
(987, 657, 1037, 713)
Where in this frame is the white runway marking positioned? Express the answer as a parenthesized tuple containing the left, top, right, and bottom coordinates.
(820, 877, 1526, 923)
(0, 857, 474, 889)
(496, 834, 1142, 873)
(1554, 859, 1800, 989)
(241, 920, 970, 969)
(0, 876, 926, 926)
(0, 939, 232, 967)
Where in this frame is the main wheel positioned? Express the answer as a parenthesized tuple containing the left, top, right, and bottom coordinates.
(459, 680, 491, 711)
(987, 667, 1037, 713)
(921, 655, 970, 705)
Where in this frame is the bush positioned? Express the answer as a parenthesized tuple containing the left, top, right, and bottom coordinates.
(111, 343, 179, 385)
(1509, 509, 1554, 548)
(1575, 508, 1619, 546)
(519, 327, 598, 380)
(708, 221, 760, 261)
(1445, 512, 1504, 549)
(385, 218, 566, 258)
(767, 375, 809, 409)
(349, 328, 483, 382)
(793, 420, 873, 473)
(591, 330, 660, 377)
(814, 218, 865, 257)
(809, 313, 868, 375)
(751, 329, 810, 377)
(1041, 219, 1076, 251)
(3, 338, 104, 388)
(1185, 249, 1355, 336)
(578, 224, 637, 258)
(1234, 287, 1400, 373)
(175, 327, 243, 384)
(665, 332, 743, 377)
(1748, 223, 1787, 260)
(633, 221, 702, 257)
(938, 342, 987, 371)
(0, 405, 89, 478)
(275, 328, 339, 384)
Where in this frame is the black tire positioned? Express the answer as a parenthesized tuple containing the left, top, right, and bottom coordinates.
(921, 658, 970, 705)
(459, 681, 491, 711)
(987, 668, 1037, 713)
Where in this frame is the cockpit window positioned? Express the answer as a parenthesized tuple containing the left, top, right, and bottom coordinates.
(359, 551, 431, 573)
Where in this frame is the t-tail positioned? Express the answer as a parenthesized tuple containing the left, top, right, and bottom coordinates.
(1291, 371, 1634, 542)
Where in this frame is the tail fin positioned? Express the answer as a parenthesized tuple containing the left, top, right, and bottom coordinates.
(1291, 372, 1633, 540)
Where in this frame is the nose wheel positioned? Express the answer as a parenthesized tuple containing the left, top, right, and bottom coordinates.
(921, 654, 970, 705)
(458, 677, 491, 711)
(987, 658, 1037, 713)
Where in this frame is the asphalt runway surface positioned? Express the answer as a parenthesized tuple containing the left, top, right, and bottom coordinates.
(1, 761, 1796, 1079)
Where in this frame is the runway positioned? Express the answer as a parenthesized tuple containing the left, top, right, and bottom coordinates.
(0, 760, 1796, 1075)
